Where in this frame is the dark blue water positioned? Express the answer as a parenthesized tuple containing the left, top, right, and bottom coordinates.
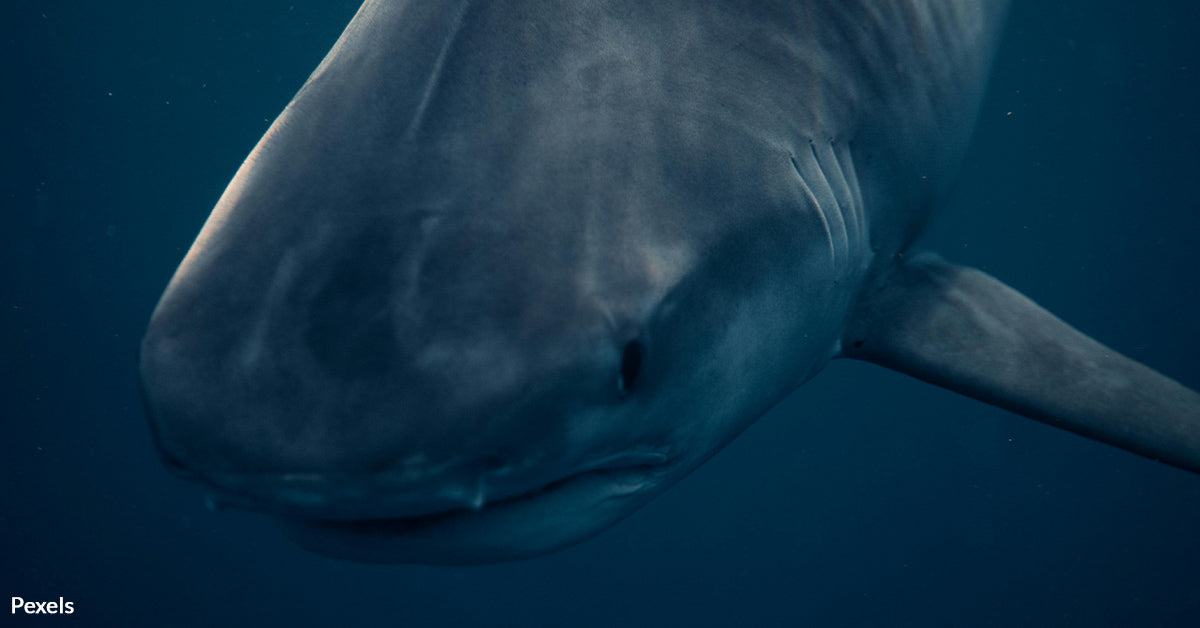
(4, 1, 1199, 625)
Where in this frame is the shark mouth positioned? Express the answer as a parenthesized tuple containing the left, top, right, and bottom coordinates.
(183, 448, 674, 523)
(273, 454, 680, 564)
(293, 457, 667, 535)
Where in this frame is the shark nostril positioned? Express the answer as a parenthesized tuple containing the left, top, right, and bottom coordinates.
(617, 339, 644, 396)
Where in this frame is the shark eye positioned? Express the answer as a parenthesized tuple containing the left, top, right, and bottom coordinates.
(617, 339, 644, 396)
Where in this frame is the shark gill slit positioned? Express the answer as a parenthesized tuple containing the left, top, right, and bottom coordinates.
(831, 141, 866, 251)
(806, 142, 850, 263)
(818, 141, 860, 253)
(790, 154, 837, 269)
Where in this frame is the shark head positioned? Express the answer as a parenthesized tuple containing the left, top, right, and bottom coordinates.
(139, 0, 874, 563)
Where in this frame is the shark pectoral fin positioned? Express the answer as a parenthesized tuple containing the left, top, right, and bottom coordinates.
(841, 251, 1200, 473)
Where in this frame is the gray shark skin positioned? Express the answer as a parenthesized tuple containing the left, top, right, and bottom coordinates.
(139, 0, 1200, 564)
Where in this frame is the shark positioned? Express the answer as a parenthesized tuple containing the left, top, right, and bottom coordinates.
(139, 0, 1200, 563)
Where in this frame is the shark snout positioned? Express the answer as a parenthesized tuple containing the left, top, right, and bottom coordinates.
(137, 108, 676, 523)
(138, 245, 660, 521)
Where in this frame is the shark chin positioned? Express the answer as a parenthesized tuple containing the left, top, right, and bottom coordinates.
(275, 463, 677, 565)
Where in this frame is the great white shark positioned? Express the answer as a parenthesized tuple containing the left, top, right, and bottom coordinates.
(139, 0, 1200, 564)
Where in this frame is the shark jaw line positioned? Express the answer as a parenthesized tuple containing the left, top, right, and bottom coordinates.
(272, 457, 683, 564)
(292, 460, 668, 535)
(191, 448, 675, 522)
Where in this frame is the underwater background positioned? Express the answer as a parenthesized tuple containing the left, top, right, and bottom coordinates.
(3, 0, 1199, 625)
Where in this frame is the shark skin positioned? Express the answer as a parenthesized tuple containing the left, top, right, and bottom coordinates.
(138, 0, 1199, 563)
